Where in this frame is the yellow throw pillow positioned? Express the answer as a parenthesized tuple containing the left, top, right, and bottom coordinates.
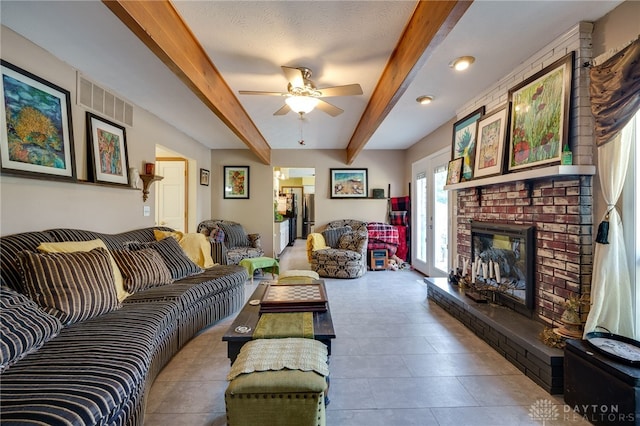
(37, 239, 130, 302)
(154, 230, 215, 269)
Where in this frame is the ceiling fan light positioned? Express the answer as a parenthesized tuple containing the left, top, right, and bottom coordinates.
(449, 56, 475, 71)
(416, 95, 434, 105)
(285, 96, 319, 114)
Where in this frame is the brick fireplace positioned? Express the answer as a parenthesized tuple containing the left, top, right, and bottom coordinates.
(426, 174, 594, 394)
(456, 175, 593, 326)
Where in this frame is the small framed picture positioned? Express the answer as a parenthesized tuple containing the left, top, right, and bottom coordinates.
(473, 106, 508, 178)
(1, 60, 76, 181)
(451, 106, 485, 181)
(86, 112, 129, 186)
(330, 168, 368, 198)
(199, 168, 210, 186)
(446, 158, 463, 185)
(224, 166, 249, 199)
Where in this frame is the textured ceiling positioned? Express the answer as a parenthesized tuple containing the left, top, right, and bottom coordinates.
(0, 1, 624, 157)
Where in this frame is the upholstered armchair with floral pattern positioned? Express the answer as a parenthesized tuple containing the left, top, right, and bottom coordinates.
(197, 220, 263, 265)
(308, 220, 368, 278)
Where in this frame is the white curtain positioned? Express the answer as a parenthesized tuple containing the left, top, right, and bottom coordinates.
(583, 121, 635, 338)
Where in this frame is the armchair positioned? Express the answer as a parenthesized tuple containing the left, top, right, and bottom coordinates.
(197, 220, 264, 265)
(308, 222, 368, 278)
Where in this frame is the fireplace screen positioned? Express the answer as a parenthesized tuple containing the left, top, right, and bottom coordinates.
(470, 222, 535, 313)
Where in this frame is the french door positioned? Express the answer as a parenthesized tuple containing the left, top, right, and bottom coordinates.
(412, 148, 451, 277)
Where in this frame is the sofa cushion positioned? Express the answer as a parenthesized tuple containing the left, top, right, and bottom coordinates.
(0, 231, 55, 292)
(218, 222, 250, 248)
(153, 230, 215, 269)
(47, 227, 170, 250)
(111, 248, 173, 293)
(322, 225, 352, 248)
(0, 286, 63, 373)
(125, 237, 204, 281)
(16, 248, 119, 325)
(0, 300, 180, 426)
(37, 239, 130, 302)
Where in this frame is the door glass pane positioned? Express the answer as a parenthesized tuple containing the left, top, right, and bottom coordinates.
(433, 165, 448, 272)
(416, 172, 427, 262)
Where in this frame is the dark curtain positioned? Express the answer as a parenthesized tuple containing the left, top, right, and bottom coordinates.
(590, 37, 640, 146)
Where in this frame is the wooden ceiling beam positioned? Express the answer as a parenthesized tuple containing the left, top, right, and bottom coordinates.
(345, 0, 472, 165)
(103, 0, 271, 164)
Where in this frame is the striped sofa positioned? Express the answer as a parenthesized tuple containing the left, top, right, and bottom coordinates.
(0, 226, 248, 425)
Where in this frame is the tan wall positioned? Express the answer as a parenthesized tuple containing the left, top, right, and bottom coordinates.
(211, 149, 406, 257)
(0, 27, 212, 235)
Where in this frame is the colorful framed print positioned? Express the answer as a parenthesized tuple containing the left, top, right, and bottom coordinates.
(330, 168, 368, 198)
(451, 106, 485, 181)
(86, 112, 130, 186)
(200, 168, 210, 186)
(507, 52, 573, 172)
(473, 106, 508, 178)
(446, 158, 463, 185)
(224, 166, 249, 199)
(0, 60, 76, 181)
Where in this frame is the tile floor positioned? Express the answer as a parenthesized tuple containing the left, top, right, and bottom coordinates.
(144, 240, 591, 426)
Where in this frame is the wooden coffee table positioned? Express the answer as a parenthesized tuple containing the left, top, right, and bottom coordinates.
(222, 280, 336, 363)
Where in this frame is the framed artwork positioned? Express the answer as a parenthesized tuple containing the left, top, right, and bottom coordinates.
(199, 168, 210, 186)
(507, 52, 573, 172)
(451, 106, 485, 181)
(446, 158, 463, 185)
(86, 112, 130, 186)
(473, 106, 508, 178)
(0, 60, 76, 181)
(330, 168, 368, 198)
(224, 166, 249, 199)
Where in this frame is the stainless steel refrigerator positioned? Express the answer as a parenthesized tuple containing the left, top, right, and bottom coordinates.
(302, 194, 315, 238)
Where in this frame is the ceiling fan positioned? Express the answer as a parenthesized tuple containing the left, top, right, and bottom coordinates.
(238, 66, 363, 117)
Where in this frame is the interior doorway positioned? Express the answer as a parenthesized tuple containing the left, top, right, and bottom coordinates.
(155, 157, 188, 232)
(274, 167, 315, 239)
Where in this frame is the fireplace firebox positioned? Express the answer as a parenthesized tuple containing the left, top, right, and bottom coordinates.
(470, 221, 535, 317)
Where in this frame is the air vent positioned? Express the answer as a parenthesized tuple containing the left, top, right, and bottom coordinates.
(77, 73, 133, 127)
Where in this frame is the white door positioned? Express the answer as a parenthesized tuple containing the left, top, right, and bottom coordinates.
(412, 148, 451, 276)
(155, 159, 187, 232)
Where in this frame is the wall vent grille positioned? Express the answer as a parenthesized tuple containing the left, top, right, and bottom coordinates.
(77, 73, 133, 126)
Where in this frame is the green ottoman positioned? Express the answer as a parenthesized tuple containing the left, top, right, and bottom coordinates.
(239, 256, 279, 283)
(225, 338, 328, 426)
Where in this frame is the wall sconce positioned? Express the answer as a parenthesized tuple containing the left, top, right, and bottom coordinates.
(140, 162, 163, 202)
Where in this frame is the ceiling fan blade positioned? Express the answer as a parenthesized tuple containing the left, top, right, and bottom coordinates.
(239, 90, 286, 96)
(281, 66, 305, 88)
(317, 84, 363, 97)
(316, 99, 343, 117)
(273, 104, 291, 116)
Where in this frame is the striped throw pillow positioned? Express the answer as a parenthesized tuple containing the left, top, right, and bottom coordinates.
(111, 248, 173, 293)
(218, 222, 250, 248)
(0, 286, 63, 372)
(16, 248, 119, 325)
(125, 237, 204, 280)
(322, 225, 352, 248)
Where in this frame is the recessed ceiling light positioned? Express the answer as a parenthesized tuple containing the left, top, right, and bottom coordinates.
(449, 56, 475, 71)
(416, 95, 434, 105)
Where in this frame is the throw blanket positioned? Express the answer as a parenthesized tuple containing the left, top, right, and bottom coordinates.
(254, 312, 314, 339)
(227, 338, 329, 380)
